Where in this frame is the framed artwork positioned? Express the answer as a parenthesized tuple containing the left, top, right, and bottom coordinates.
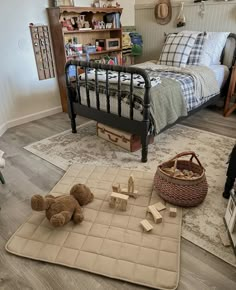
(29, 25, 55, 80)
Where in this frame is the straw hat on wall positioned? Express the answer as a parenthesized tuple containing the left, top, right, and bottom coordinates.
(155, 0, 172, 25)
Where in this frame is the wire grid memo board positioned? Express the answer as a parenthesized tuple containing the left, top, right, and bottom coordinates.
(29, 24, 55, 80)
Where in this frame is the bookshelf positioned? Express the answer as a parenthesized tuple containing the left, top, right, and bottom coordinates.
(47, 6, 123, 112)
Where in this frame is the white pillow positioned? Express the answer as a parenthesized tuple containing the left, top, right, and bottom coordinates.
(199, 32, 230, 66)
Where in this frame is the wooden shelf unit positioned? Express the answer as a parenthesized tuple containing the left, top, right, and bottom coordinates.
(63, 28, 122, 34)
(47, 6, 123, 112)
(66, 48, 122, 58)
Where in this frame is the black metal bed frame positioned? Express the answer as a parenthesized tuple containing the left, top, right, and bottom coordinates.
(65, 61, 153, 162)
(65, 33, 236, 163)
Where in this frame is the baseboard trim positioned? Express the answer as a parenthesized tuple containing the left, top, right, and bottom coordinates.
(0, 106, 62, 137)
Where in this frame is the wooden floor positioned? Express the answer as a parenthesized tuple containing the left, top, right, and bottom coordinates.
(0, 107, 236, 290)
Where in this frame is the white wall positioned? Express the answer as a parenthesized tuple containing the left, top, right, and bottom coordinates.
(0, 0, 61, 136)
(75, 0, 135, 26)
(135, 0, 155, 4)
(0, 0, 135, 136)
(135, 1, 236, 62)
(135, 0, 187, 3)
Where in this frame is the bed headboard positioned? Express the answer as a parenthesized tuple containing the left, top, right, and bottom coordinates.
(221, 33, 236, 68)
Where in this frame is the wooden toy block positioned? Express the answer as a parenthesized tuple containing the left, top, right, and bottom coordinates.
(151, 202, 166, 212)
(111, 192, 129, 200)
(128, 175, 134, 193)
(121, 188, 138, 198)
(112, 184, 121, 193)
(110, 192, 129, 211)
(120, 174, 139, 198)
(109, 196, 116, 208)
(120, 200, 127, 211)
(147, 205, 162, 223)
(169, 207, 177, 217)
(140, 219, 153, 232)
(219, 231, 231, 247)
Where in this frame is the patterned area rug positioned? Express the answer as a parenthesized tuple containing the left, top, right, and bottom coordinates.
(24, 121, 236, 267)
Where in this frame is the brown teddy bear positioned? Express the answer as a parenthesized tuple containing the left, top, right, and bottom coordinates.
(31, 184, 94, 227)
(70, 184, 94, 205)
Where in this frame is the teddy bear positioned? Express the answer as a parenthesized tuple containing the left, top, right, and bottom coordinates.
(31, 184, 94, 227)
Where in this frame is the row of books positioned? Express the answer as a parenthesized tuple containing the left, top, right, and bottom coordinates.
(104, 13, 121, 29)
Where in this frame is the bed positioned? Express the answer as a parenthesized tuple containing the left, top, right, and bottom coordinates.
(65, 33, 236, 162)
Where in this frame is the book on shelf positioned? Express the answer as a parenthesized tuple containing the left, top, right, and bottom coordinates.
(104, 12, 121, 29)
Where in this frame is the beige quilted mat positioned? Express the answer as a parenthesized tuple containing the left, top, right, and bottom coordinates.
(6, 164, 182, 290)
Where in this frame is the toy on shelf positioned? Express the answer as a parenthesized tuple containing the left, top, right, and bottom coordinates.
(71, 17, 79, 30)
(169, 207, 177, 217)
(106, 23, 112, 29)
(147, 205, 162, 224)
(79, 15, 85, 27)
(92, 0, 100, 7)
(107, 0, 113, 7)
(99, 21, 106, 29)
(60, 16, 74, 31)
(140, 219, 153, 232)
(109, 192, 129, 211)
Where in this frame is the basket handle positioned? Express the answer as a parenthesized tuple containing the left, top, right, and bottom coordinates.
(171, 158, 178, 177)
(164, 151, 205, 173)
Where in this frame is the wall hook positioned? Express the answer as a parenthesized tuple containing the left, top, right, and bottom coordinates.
(199, 1, 206, 18)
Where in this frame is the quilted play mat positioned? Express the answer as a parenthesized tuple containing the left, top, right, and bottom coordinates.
(6, 164, 182, 290)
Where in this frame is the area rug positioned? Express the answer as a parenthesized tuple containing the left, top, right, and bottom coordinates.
(6, 165, 182, 290)
(24, 121, 236, 267)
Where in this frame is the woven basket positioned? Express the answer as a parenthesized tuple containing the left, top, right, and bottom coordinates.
(154, 151, 208, 207)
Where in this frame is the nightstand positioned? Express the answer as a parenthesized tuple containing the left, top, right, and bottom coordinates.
(224, 66, 236, 117)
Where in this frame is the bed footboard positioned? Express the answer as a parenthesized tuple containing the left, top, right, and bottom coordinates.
(65, 60, 152, 162)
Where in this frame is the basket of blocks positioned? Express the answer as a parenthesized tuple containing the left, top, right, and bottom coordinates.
(154, 151, 208, 207)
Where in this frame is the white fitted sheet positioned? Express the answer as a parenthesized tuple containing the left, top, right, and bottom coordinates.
(209, 65, 229, 88)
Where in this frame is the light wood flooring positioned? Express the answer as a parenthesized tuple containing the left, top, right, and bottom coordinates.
(0, 107, 236, 290)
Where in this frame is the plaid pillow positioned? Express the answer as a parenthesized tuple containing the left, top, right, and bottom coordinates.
(187, 32, 206, 65)
(158, 34, 197, 67)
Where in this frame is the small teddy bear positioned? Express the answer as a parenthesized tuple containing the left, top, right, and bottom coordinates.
(31, 184, 94, 227)
(70, 184, 94, 205)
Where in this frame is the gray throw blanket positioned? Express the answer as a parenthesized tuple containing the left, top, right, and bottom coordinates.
(78, 62, 219, 135)
(136, 62, 220, 100)
(149, 78, 187, 134)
